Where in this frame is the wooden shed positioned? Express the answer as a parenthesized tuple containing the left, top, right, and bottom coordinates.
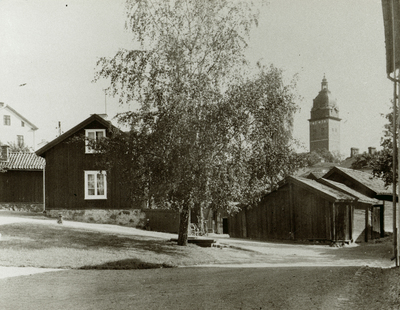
(0, 151, 45, 204)
(322, 166, 391, 240)
(229, 176, 374, 243)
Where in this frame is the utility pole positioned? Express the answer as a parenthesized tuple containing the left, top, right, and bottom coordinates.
(382, 0, 400, 266)
(393, 77, 398, 266)
(103, 89, 107, 115)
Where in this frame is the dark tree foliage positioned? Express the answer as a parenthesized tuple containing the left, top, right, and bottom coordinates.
(298, 148, 343, 167)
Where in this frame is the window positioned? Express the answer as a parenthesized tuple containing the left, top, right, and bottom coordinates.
(85, 129, 105, 153)
(84, 171, 107, 199)
(17, 135, 24, 147)
(4, 115, 10, 126)
(21, 121, 25, 127)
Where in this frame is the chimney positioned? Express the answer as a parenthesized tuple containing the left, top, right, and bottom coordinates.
(0, 145, 9, 162)
(368, 147, 376, 155)
(350, 147, 359, 158)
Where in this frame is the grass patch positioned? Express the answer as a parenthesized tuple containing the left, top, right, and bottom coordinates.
(0, 223, 268, 269)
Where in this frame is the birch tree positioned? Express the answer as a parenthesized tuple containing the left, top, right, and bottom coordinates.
(95, 0, 300, 245)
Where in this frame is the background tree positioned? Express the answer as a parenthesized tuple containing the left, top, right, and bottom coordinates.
(351, 107, 395, 186)
(7, 141, 32, 153)
(95, 0, 300, 245)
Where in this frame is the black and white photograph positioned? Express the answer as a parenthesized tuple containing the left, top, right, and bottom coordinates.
(0, 0, 400, 309)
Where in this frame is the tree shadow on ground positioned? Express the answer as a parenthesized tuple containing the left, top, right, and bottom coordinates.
(79, 258, 175, 270)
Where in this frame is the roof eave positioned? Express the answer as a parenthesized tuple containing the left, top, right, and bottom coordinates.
(5, 105, 38, 130)
(36, 114, 115, 156)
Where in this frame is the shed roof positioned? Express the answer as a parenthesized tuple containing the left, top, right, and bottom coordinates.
(317, 178, 378, 205)
(305, 171, 326, 180)
(0, 152, 45, 171)
(295, 161, 337, 178)
(286, 176, 356, 203)
(36, 114, 115, 157)
(323, 166, 391, 196)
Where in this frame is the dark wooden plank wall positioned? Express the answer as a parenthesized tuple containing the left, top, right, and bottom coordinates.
(44, 120, 136, 210)
(292, 185, 331, 240)
(0, 170, 43, 203)
(229, 186, 292, 241)
(229, 182, 353, 242)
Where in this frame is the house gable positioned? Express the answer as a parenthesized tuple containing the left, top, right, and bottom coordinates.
(2, 104, 38, 131)
(0, 102, 38, 150)
(36, 114, 113, 157)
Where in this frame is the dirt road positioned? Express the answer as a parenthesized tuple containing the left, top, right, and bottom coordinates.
(0, 211, 396, 309)
(0, 266, 376, 310)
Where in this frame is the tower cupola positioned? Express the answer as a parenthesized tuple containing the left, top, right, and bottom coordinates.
(308, 75, 341, 153)
(310, 75, 339, 119)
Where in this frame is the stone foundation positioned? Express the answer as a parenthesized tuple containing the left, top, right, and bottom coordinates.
(46, 209, 146, 228)
(0, 203, 44, 213)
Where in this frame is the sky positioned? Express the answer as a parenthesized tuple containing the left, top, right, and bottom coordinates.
(0, 0, 394, 157)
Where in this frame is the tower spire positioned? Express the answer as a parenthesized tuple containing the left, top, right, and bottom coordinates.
(321, 74, 328, 90)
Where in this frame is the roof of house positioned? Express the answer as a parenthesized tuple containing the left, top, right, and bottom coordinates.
(0, 102, 38, 130)
(305, 171, 326, 180)
(36, 114, 114, 156)
(284, 176, 356, 203)
(338, 156, 356, 169)
(0, 152, 45, 170)
(317, 178, 378, 205)
(322, 166, 391, 196)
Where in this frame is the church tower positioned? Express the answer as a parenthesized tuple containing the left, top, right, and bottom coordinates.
(309, 76, 341, 153)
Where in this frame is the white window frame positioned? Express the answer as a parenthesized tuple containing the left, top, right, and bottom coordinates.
(3, 115, 10, 126)
(17, 135, 24, 147)
(85, 129, 106, 154)
(84, 170, 107, 200)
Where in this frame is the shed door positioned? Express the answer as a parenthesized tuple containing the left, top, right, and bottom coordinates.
(334, 203, 352, 241)
(222, 218, 229, 234)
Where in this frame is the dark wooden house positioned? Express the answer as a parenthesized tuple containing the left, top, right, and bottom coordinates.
(36, 114, 134, 211)
(229, 176, 376, 243)
(0, 150, 45, 204)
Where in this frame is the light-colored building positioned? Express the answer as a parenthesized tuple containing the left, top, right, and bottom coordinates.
(0, 102, 38, 151)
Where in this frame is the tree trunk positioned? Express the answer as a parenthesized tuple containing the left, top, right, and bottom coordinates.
(199, 205, 205, 235)
(178, 204, 190, 246)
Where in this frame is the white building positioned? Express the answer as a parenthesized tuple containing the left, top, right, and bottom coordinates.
(0, 102, 38, 151)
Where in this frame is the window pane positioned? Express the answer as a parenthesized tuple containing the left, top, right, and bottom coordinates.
(87, 132, 95, 140)
(87, 174, 95, 195)
(96, 131, 104, 140)
(17, 135, 24, 147)
(97, 174, 104, 195)
(3, 115, 10, 126)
